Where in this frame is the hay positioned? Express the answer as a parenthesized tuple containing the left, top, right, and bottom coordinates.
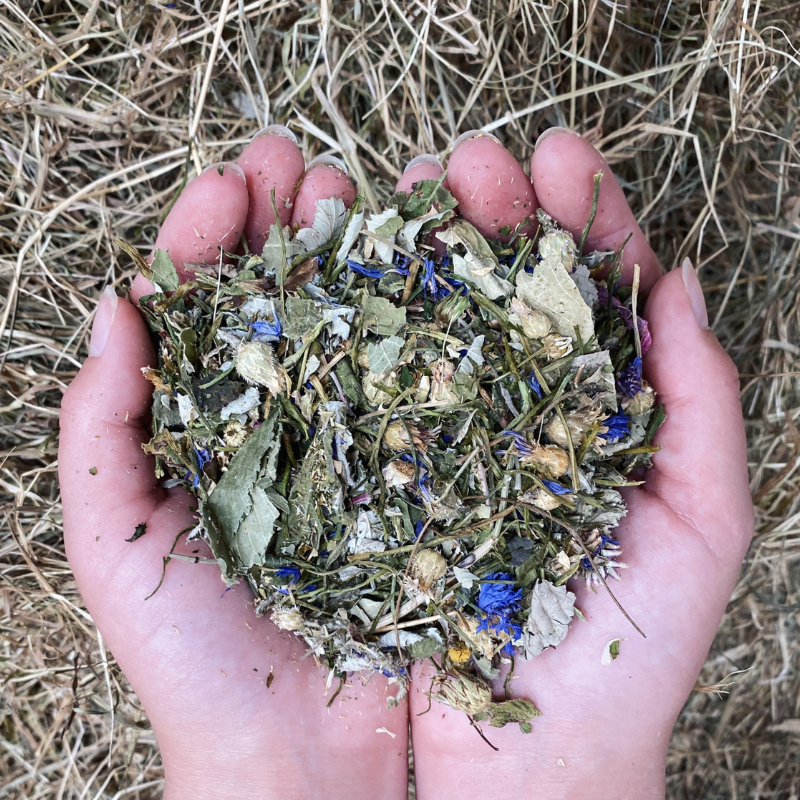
(1, 1, 798, 797)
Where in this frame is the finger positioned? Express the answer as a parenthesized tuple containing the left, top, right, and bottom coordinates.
(58, 288, 195, 554)
(530, 128, 662, 291)
(290, 155, 356, 229)
(643, 259, 753, 562)
(396, 155, 448, 257)
(446, 131, 538, 241)
(237, 125, 306, 253)
(130, 161, 249, 303)
(395, 154, 447, 194)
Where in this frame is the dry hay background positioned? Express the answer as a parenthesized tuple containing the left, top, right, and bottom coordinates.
(1, 0, 799, 797)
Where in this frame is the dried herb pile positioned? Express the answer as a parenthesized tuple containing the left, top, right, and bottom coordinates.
(130, 175, 664, 732)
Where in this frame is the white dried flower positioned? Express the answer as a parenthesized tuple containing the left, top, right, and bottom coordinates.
(223, 420, 249, 448)
(545, 409, 600, 448)
(623, 383, 656, 416)
(526, 488, 562, 511)
(383, 420, 427, 452)
(382, 459, 415, 488)
(509, 297, 552, 339)
(270, 606, 305, 632)
(538, 229, 578, 265)
(541, 333, 573, 361)
(520, 443, 571, 478)
(410, 549, 447, 592)
(235, 341, 287, 396)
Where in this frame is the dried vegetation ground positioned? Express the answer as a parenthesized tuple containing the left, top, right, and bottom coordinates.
(1, 0, 799, 797)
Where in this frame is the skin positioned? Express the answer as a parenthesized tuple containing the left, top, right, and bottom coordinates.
(59, 129, 752, 799)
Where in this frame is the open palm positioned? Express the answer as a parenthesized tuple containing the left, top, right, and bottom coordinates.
(59, 128, 752, 800)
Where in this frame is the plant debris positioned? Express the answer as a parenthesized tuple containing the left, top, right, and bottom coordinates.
(129, 175, 663, 732)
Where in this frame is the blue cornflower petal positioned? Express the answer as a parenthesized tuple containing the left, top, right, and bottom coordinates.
(184, 446, 211, 488)
(500, 430, 532, 457)
(528, 372, 542, 398)
(346, 259, 385, 279)
(476, 572, 523, 615)
(249, 318, 282, 339)
(275, 566, 301, 585)
(542, 479, 573, 495)
(617, 357, 642, 398)
(602, 413, 630, 442)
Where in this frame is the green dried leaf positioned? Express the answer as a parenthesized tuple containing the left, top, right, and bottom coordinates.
(362, 296, 407, 336)
(406, 635, 445, 660)
(283, 297, 323, 339)
(151, 249, 179, 293)
(395, 174, 458, 220)
(436, 221, 513, 300)
(125, 522, 147, 543)
(516, 257, 594, 343)
(488, 699, 541, 728)
(206, 407, 282, 574)
(367, 334, 404, 374)
(296, 197, 348, 250)
(232, 485, 280, 568)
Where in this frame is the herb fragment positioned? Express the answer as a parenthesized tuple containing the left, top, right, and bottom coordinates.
(129, 184, 662, 733)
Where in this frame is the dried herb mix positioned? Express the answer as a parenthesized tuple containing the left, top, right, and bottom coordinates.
(127, 174, 664, 733)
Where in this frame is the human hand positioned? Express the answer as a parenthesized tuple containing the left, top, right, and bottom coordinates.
(404, 130, 753, 799)
(59, 125, 753, 800)
(58, 128, 409, 800)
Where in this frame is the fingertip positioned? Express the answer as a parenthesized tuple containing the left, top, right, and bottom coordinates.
(396, 155, 445, 194)
(447, 134, 537, 241)
(154, 162, 249, 279)
(237, 132, 306, 251)
(531, 132, 661, 290)
(291, 160, 356, 229)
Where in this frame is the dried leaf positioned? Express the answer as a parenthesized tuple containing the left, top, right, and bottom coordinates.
(516, 259, 594, 343)
(436, 221, 512, 300)
(366, 208, 400, 264)
(521, 580, 576, 659)
(367, 334, 404, 374)
(206, 407, 282, 575)
(295, 197, 348, 250)
(151, 249, 179, 293)
(362, 295, 407, 336)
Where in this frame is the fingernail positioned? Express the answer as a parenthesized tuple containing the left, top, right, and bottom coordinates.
(252, 124, 298, 143)
(307, 154, 348, 174)
(90, 286, 119, 357)
(681, 257, 709, 329)
(404, 154, 443, 172)
(535, 126, 580, 148)
(202, 161, 247, 184)
(452, 129, 501, 153)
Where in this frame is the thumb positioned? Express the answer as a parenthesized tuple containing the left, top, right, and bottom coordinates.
(643, 259, 753, 566)
(58, 289, 193, 593)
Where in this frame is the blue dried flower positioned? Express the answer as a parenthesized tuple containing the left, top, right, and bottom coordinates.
(346, 259, 385, 279)
(500, 430, 532, 457)
(617, 357, 642, 398)
(275, 566, 301, 584)
(602, 413, 630, 442)
(249, 318, 282, 339)
(528, 372, 542, 399)
(184, 446, 211, 488)
(542, 479, 572, 495)
(476, 572, 522, 615)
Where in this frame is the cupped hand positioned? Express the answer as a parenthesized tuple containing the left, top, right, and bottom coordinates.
(59, 125, 753, 800)
(59, 128, 405, 800)
(406, 131, 753, 799)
